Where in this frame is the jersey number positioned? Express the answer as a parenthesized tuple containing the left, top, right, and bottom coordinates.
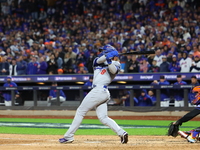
(101, 69, 106, 75)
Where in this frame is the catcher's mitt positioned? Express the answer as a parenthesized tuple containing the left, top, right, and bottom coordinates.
(167, 122, 179, 137)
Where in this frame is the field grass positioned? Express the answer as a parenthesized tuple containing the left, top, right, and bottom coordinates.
(0, 118, 198, 136)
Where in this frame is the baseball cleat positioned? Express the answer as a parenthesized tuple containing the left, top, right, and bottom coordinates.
(121, 132, 128, 144)
(187, 135, 197, 143)
(59, 138, 74, 144)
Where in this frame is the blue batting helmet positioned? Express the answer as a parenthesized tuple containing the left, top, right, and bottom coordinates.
(98, 44, 117, 57)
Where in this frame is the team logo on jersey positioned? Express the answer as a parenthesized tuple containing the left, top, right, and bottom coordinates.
(101, 69, 106, 75)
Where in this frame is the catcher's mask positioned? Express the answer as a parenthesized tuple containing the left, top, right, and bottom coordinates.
(98, 44, 118, 57)
(191, 86, 200, 105)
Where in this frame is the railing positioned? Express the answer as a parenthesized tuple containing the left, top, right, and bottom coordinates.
(0, 72, 199, 83)
(0, 85, 195, 111)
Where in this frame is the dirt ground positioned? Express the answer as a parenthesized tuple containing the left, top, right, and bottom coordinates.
(1, 115, 200, 150)
(0, 134, 199, 150)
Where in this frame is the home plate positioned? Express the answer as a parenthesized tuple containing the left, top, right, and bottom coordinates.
(84, 141, 102, 143)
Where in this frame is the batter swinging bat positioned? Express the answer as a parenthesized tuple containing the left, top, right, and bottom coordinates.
(119, 50, 155, 56)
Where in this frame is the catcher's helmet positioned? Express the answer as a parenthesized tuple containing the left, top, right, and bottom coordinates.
(191, 86, 200, 105)
(98, 44, 117, 57)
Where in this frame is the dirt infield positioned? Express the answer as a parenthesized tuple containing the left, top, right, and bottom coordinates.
(0, 134, 199, 150)
(1, 112, 200, 149)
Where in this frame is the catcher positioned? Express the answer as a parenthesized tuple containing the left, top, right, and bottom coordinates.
(168, 85, 200, 143)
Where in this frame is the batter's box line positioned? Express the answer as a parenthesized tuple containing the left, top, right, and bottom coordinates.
(0, 137, 57, 141)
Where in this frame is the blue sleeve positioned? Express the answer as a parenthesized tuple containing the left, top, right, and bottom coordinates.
(40, 62, 48, 71)
(49, 90, 54, 97)
(174, 82, 178, 85)
(133, 97, 138, 104)
(60, 90, 66, 98)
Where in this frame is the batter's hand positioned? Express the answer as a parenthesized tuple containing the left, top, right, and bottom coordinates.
(106, 51, 119, 59)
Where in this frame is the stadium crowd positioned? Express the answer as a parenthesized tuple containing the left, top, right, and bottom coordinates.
(0, 0, 200, 75)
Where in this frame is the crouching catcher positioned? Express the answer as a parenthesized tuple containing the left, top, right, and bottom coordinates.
(168, 86, 200, 143)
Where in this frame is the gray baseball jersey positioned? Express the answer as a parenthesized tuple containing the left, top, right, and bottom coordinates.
(63, 56, 126, 141)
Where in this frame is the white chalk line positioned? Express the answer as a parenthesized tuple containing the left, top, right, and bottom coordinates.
(0, 144, 32, 146)
(0, 137, 103, 145)
(0, 137, 56, 141)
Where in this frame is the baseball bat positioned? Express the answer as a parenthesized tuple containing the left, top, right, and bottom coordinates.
(119, 50, 155, 56)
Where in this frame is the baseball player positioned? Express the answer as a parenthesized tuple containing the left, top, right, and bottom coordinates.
(3, 76, 19, 106)
(59, 44, 128, 144)
(172, 86, 200, 143)
(173, 75, 187, 107)
(47, 82, 66, 106)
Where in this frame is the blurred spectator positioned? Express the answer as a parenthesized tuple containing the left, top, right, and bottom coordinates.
(137, 90, 153, 106)
(65, 67, 75, 74)
(166, 51, 174, 63)
(85, 52, 96, 73)
(190, 55, 200, 72)
(125, 55, 139, 73)
(193, 45, 200, 58)
(55, 51, 63, 69)
(139, 58, 151, 73)
(0, 56, 9, 75)
(188, 51, 194, 60)
(151, 75, 170, 107)
(38, 8, 47, 21)
(76, 63, 88, 74)
(57, 68, 63, 75)
(173, 75, 187, 107)
(47, 53, 58, 74)
(159, 56, 170, 72)
(63, 53, 73, 73)
(9, 58, 17, 76)
(148, 60, 159, 73)
(153, 49, 163, 67)
(169, 55, 181, 72)
(123, 0, 132, 13)
(0, 47, 6, 55)
(179, 51, 192, 72)
(16, 56, 27, 75)
(26, 56, 39, 75)
(47, 82, 66, 106)
(0, 0, 200, 75)
(37, 57, 48, 74)
(3, 76, 19, 106)
(68, 47, 77, 64)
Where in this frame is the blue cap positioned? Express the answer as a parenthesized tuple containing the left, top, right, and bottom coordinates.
(6, 76, 12, 79)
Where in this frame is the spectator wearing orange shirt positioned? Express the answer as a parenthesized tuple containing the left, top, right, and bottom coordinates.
(162, 37, 171, 47)
(193, 45, 200, 58)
